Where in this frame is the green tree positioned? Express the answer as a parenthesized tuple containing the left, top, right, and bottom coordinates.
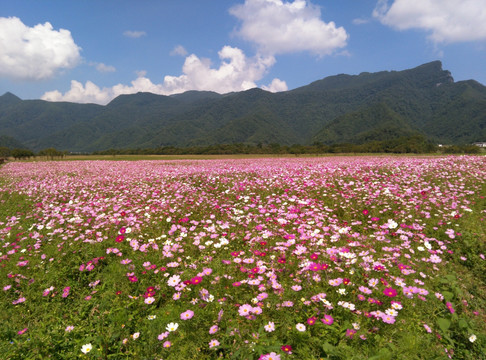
(11, 148, 35, 160)
(0, 146, 10, 159)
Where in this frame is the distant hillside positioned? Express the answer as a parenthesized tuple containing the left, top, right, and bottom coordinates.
(0, 135, 26, 149)
(1, 61, 485, 152)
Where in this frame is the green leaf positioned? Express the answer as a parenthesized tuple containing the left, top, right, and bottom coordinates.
(368, 348, 392, 360)
(444, 274, 456, 282)
(442, 291, 454, 302)
(322, 341, 335, 354)
(458, 318, 468, 329)
(437, 318, 451, 333)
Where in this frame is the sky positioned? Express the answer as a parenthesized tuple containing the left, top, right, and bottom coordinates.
(1, 0, 485, 105)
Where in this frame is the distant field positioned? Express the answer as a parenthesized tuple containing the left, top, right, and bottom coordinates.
(0, 156, 484, 359)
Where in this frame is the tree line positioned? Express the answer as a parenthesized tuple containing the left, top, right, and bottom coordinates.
(93, 136, 481, 156)
(0, 147, 68, 161)
(0, 136, 481, 162)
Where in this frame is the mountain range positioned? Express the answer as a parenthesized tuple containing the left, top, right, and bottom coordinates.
(1, 61, 485, 152)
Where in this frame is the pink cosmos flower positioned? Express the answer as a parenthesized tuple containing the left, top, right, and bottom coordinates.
(158, 331, 169, 340)
(180, 310, 194, 320)
(209, 339, 220, 348)
(329, 278, 343, 286)
(260, 352, 280, 360)
(238, 304, 253, 316)
(381, 314, 396, 324)
(209, 325, 219, 334)
(264, 321, 275, 332)
(252, 306, 263, 315)
(144, 297, 155, 305)
(257, 292, 268, 301)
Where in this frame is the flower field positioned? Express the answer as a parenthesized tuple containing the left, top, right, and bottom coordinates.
(0, 156, 485, 359)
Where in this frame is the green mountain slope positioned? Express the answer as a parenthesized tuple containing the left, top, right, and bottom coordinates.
(0, 61, 485, 152)
(313, 103, 419, 144)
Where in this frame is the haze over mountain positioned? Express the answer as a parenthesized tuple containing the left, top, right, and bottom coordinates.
(1, 61, 485, 152)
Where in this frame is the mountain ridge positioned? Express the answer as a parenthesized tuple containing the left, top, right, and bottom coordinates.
(1, 61, 485, 152)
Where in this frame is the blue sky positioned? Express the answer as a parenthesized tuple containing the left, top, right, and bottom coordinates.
(1, 0, 485, 104)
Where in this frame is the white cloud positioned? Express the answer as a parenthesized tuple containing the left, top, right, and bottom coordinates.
(229, 0, 348, 56)
(42, 80, 112, 104)
(41, 46, 285, 104)
(262, 78, 288, 92)
(373, 0, 486, 43)
(94, 62, 116, 73)
(123, 30, 146, 38)
(170, 45, 188, 56)
(0, 16, 81, 80)
(352, 18, 370, 25)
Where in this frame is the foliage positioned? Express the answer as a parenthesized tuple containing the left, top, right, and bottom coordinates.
(37, 148, 67, 160)
(10, 148, 35, 160)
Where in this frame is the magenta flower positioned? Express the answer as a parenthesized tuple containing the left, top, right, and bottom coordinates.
(281, 345, 292, 353)
(307, 316, 317, 326)
(383, 287, 397, 297)
(62, 287, 70, 298)
(321, 314, 334, 325)
(191, 276, 203, 285)
(446, 302, 455, 313)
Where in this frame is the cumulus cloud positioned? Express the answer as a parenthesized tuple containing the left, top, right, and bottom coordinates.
(42, 46, 285, 104)
(0, 16, 81, 80)
(262, 78, 288, 92)
(170, 45, 188, 56)
(229, 0, 348, 56)
(123, 30, 146, 38)
(94, 62, 116, 73)
(373, 0, 486, 43)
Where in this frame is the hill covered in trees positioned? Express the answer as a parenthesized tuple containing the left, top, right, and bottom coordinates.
(1, 61, 485, 152)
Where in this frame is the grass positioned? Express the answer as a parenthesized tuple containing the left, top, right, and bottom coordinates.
(0, 156, 484, 359)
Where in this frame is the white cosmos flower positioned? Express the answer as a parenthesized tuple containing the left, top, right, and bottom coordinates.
(166, 322, 179, 332)
(81, 343, 92, 354)
(296, 323, 306, 332)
